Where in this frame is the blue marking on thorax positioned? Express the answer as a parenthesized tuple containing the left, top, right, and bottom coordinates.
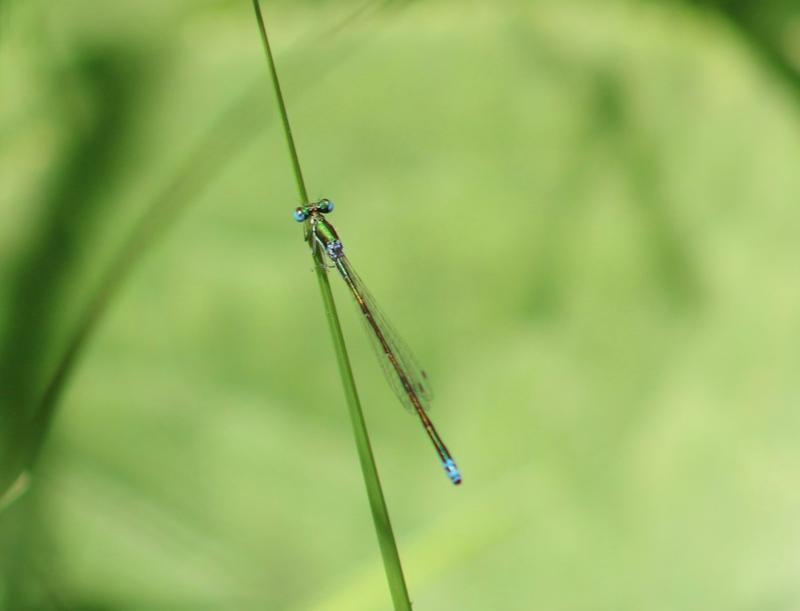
(326, 240, 344, 260)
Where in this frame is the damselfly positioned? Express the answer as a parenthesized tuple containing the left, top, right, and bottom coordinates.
(294, 199, 461, 485)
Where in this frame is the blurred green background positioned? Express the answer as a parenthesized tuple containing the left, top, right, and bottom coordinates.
(3, 0, 800, 609)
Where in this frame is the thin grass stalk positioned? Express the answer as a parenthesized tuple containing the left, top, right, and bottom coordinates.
(251, 3, 412, 610)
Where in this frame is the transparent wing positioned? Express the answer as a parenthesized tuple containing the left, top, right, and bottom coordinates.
(336, 256, 434, 414)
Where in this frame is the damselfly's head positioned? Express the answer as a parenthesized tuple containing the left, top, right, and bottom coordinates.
(293, 198, 334, 222)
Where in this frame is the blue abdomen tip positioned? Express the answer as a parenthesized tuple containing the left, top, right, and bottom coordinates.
(443, 458, 462, 485)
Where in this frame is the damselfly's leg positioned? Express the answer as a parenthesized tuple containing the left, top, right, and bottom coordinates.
(307, 219, 335, 270)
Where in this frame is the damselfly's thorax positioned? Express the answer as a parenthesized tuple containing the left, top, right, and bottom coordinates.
(292, 198, 344, 260)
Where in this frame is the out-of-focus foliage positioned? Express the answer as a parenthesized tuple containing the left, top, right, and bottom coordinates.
(2, 0, 800, 609)
(689, 0, 800, 93)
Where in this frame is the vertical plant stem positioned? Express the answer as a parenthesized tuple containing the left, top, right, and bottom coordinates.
(251, 3, 412, 610)
(312, 269, 413, 611)
(252, 0, 308, 204)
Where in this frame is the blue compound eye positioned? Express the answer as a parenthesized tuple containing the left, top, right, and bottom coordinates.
(318, 199, 334, 213)
(293, 208, 308, 222)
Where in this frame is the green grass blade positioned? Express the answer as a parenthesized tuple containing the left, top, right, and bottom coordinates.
(312, 263, 413, 611)
(251, 3, 412, 610)
(251, 0, 308, 204)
